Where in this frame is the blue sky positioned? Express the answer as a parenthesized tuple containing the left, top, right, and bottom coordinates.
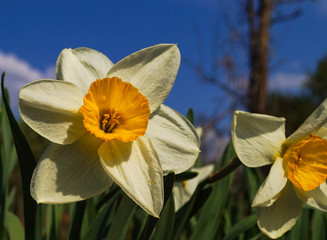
(1, 0, 327, 121)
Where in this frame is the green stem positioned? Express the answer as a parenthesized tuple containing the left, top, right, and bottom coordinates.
(205, 156, 241, 185)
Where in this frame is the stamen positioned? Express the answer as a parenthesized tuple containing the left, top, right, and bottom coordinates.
(101, 108, 122, 133)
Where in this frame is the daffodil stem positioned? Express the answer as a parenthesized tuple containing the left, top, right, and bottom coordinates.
(207, 156, 241, 184)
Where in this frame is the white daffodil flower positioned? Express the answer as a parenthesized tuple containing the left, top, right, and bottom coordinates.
(19, 44, 200, 218)
(232, 100, 327, 239)
(172, 164, 214, 211)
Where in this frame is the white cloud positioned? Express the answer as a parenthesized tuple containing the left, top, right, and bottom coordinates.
(316, 0, 327, 16)
(0, 50, 55, 112)
(269, 72, 307, 93)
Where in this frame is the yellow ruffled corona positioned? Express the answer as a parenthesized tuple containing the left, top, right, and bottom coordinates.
(284, 135, 327, 191)
(80, 77, 150, 142)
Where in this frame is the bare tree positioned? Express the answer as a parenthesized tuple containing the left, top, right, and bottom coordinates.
(247, 0, 273, 113)
(187, 0, 310, 161)
(188, 0, 308, 119)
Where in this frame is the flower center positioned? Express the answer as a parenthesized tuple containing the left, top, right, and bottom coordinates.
(101, 108, 122, 133)
(80, 77, 150, 142)
(283, 134, 327, 191)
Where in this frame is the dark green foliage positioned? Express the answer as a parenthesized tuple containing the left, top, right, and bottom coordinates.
(1, 72, 39, 240)
(306, 55, 327, 104)
(266, 93, 316, 136)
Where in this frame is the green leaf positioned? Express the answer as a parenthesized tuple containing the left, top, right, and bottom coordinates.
(223, 214, 257, 240)
(152, 194, 175, 240)
(312, 210, 325, 240)
(1, 72, 38, 240)
(189, 141, 236, 240)
(289, 209, 309, 240)
(5, 211, 25, 240)
(5, 187, 16, 212)
(34, 205, 43, 240)
(95, 185, 120, 211)
(173, 185, 212, 239)
(138, 172, 175, 240)
(187, 186, 212, 219)
(243, 167, 262, 207)
(83, 190, 121, 240)
(185, 108, 194, 125)
(80, 198, 96, 238)
(69, 201, 87, 240)
(106, 193, 137, 240)
(175, 171, 198, 182)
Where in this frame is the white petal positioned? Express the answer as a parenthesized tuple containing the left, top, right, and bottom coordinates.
(192, 164, 215, 182)
(56, 47, 114, 94)
(30, 134, 113, 203)
(286, 98, 327, 144)
(173, 164, 214, 211)
(252, 157, 287, 207)
(19, 80, 86, 144)
(195, 127, 203, 139)
(98, 137, 164, 217)
(172, 182, 186, 212)
(107, 44, 180, 113)
(294, 182, 327, 212)
(145, 104, 200, 175)
(232, 111, 286, 167)
(256, 182, 302, 239)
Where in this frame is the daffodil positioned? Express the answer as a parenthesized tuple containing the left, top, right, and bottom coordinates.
(173, 164, 214, 211)
(19, 44, 200, 217)
(232, 100, 327, 238)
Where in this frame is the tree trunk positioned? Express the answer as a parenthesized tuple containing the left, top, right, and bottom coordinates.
(247, 0, 273, 113)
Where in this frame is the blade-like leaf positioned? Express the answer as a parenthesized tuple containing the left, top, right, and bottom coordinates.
(312, 210, 325, 240)
(175, 171, 198, 182)
(185, 108, 194, 125)
(289, 209, 309, 240)
(173, 184, 212, 239)
(223, 214, 257, 240)
(106, 193, 137, 240)
(5, 211, 25, 240)
(1, 72, 38, 240)
(138, 172, 175, 240)
(83, 189, 121, 240)
(189, 141, 236, 240)
(68, 201, 87, 240)
(152, 194, 175, 240)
